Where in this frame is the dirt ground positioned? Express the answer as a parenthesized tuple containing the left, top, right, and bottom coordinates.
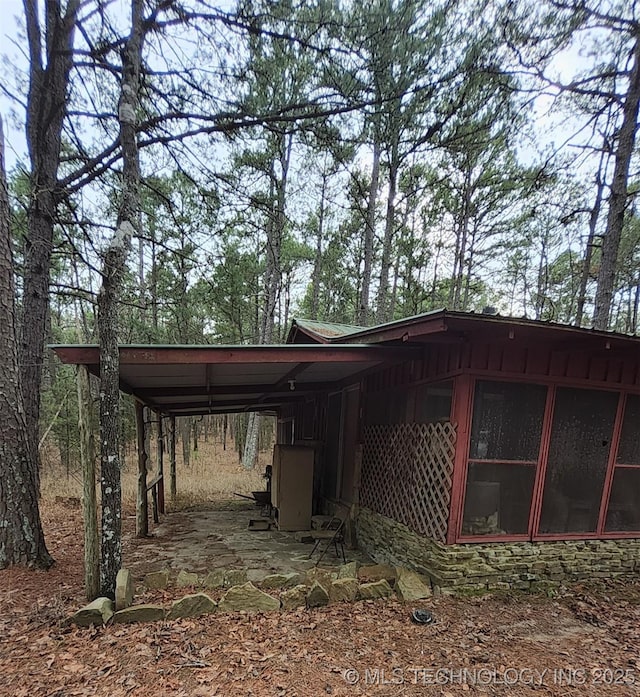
(2, 502, 640, 697)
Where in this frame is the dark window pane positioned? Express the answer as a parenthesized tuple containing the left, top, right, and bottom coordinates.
(387, 390, 408, 424)
(617, 394, 640, 465)
(605, 468, 640, 532)
(364, 390, 407, 425)
(462, 462, 536, 536)
(469, 381, 547, 461)
(415, 380, 453, 423)
(364, 394, 387, 425)
(323, 393, 342, 498)
(539, 388, 618, 534)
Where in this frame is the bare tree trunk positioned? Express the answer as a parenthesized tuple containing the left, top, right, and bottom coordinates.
(0, 117, 53, 570)
(358, 139, 380, 325)
(135, 401, 148, 537)
(593, 35, 640, 330)
(243, 132, 291, 469)
(20, 0, 80, 490)
(375, 141, 399, 323)
(98, 0, 144, 597)
(77, 364, 99, 599)
(310, 165, 329, 319)
(181, 417, 191, 467)
(576, 166, 606, 326)
(450, 165, 472, 310)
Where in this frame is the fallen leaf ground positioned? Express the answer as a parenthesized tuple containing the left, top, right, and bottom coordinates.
(2, 502, 640, 697)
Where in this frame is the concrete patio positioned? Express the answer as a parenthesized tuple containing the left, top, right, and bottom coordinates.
(123, 501, 371, 583)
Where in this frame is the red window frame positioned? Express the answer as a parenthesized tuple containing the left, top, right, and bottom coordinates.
(452, 375, 640, 544)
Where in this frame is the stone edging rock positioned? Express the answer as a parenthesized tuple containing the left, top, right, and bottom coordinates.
(69, 563, 433, 627)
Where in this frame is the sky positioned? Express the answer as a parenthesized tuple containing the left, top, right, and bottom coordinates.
(1, 0, 29, 170)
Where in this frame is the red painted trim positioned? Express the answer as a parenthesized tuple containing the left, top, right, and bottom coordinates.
(530, 385, 555, 538)
(457, 534, 530, 543)
(459, 367, 640, 394)
(614, 463, 640, 469)
(447, 374, 473, 544)
(53, 344, 421, 366)
(457, 531, 640, 544)
(468, 458, 538, 466)
(597, 392, 627, 533)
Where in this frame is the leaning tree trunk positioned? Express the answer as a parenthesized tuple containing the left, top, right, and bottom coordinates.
(20, 0, 79, 486)
(98, 0, 144, 597)
(593, 34, 640, 330)
(0, 117, 53, 569)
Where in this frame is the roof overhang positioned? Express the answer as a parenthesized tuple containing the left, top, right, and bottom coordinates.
(52, 344, 421, 416)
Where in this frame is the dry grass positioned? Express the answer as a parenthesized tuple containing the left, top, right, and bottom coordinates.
(40, 437, 271, 507)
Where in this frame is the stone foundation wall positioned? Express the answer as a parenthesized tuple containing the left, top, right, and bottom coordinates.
(356, 507, 640, 592)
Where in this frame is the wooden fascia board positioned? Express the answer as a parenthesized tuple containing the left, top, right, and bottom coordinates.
(52, 344, 420, 365)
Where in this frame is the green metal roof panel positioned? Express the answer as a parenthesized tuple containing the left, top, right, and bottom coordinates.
(292, 318, 367, 339)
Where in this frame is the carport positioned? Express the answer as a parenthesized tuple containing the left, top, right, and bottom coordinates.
(53, 342, 419, 535)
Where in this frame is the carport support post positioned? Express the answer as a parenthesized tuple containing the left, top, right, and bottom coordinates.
(157, 413, 165, 514)
(169, 415, 176, 502)
(77, 364, 99, 600)
(135, 400, 148, 537)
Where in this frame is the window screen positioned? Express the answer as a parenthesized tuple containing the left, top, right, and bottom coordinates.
(538, 388, 618, 534)
(616, 394, 640, 466)
(469, 381, 547, 461)
(605, 468, 640, 532)
(463, 462, 536, 535)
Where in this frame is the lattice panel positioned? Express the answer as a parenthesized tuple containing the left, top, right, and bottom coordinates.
(361, 422, 456, 543)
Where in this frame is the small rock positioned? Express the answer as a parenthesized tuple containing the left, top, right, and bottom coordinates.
(395, 568, 432, 602)
(337, 561, 359, 579)
(358, 579, 394, 600)
(70, 597, 114, 627)
(306, 581, 330, 608)
(306, 567, 335, 587)
(167, 593, 217, 620)
(225, 569, 248, 587)
(358, 564, 397, 585)
(203, 570, 226, 589)
(329, 578, 359, 603)
(281, 584, 309, 610)
(218, 582, 280, 612)
(261, 572, 302, 590)
(176, 570, 199, 587)
(144, 570, 169, 590)
(113, 604, 165, 624)
(115, 568, 134, 611)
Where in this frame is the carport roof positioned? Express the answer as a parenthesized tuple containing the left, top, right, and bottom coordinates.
(52, 343, 420, 416)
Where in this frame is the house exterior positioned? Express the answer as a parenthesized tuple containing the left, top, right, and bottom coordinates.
(54, 309, 640, 592)
(284, 310, 640, 591)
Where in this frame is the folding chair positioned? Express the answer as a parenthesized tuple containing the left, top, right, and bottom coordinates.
(308, 516, 346, 565)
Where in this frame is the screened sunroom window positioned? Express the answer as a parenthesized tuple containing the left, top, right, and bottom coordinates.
(538, 388, 618, 534)
(462, 380, 547, 536)
(606, 394, 640, 532)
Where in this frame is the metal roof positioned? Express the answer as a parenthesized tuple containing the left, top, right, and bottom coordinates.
(52, 311, 640, 416)
(52, 343, 420, 416)
(287, 318, 367, 343)
(311, 309, 640, 348)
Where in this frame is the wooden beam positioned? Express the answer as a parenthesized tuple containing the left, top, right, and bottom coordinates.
(52, 344, 421, 365)
(135, 401, 148, 537)
(169, 415, 176, 502)
(157, 413, 165, 515)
